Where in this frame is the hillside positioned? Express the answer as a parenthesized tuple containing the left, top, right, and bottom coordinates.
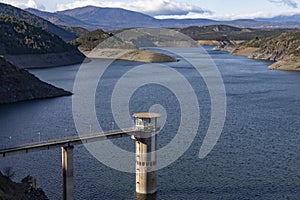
(0, 15, 85, 68)
(0, 15, 74, 54)
(0, 57, 71, 104)
(72, 29, 178, 63)
(181, 25, 300, 71)
(244, 31, 300, 60)
(0, 3, 76, 41)
(179, 25, 294, 41)
(58, 25, 89, 37)
(25, 8, 93, 30)
(224, 31, 300, 71)
(70, 29, 111, 52)
(241, 31, 300, 71)
(0, 171, 48, 199)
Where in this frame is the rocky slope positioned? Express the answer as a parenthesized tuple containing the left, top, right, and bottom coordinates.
(0, 171, 48, 200)
(0, 15, 85, 68)
(244, 31, 300, 71)
(0, 57, 71, 104)
(242, 31, 300, 61)
(217, 31, 300, 71)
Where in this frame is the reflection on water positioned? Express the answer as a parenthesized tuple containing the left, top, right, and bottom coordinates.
(0, 47, 300, 199)
(135, 193, 156, 200)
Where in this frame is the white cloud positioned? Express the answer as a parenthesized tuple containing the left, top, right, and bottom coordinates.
(269, 0, 298, 8)
(56, 0, 212, 16)
(0, 0, 45, 10)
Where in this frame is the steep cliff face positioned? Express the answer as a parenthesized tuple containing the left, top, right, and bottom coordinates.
(0, 57, 71, 104)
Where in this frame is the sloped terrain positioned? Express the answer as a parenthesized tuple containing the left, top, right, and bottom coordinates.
(0, 57, 71, 104)
(0, 3, 76, 41)
(0, 15, 85, 68)
(0, 171, 48, 200)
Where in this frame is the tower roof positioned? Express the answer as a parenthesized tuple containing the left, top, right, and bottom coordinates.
(133, 113, 160, 119)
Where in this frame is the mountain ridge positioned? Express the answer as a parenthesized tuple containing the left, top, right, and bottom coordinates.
(0, 3, 77, 41)
(25, 8, 93, 30)
(255, 14, 300, 22)
(25, 5, 300, 31)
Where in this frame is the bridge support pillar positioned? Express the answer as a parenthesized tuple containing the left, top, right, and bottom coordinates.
(62, 146, 74, 200)
(132, 113, 160, 195)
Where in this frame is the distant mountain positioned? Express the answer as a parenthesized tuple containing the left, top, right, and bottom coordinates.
(58, 6, 158, 30)
(25, 8, 94, 30)
(0, 3, 77, 41)
(256, 14, 300, 22)
(158, 18, 218, 28)
(24, 5, 300, 31)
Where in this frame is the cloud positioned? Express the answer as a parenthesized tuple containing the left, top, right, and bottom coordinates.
(56, 0, 212, 17)
(0, 0, 45, 10)
(269, 0, 298, 8)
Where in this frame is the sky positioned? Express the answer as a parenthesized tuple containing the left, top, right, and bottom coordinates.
(1, 0, 300, 20)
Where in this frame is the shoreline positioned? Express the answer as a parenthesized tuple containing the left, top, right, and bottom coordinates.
(4, 51, 86, 69)
(199, 40, 300, 72)
(233, 47, 300, 72)
(83, 48, 178, 63)
(0, 57, 72, 105)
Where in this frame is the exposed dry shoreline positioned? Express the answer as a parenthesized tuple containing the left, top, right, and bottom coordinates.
(233, 46, 300, 72)
(197, 40, 220, 46)
(4, 51, 86, 69)
(200, 40, 300, 72)
(83, 48, 178, 63)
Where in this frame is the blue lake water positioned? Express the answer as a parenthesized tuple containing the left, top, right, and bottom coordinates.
(1, 46, 300, 199)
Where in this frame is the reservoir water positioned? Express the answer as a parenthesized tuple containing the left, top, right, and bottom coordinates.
(1, 46, 300, 199)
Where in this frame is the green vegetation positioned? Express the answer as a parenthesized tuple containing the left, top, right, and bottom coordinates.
(59, 25, 89, 37)
(0, 15, 76, 55)
(70, 29, 110, 51)
(0, 2, 76, 41)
